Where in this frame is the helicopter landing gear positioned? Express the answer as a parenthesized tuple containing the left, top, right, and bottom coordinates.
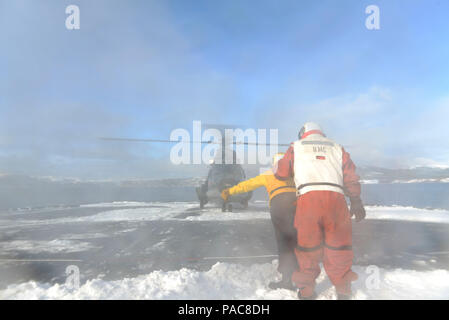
(196, 184, 208, 209)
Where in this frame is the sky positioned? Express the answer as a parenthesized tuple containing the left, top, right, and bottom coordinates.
(1, 0, 448, 179)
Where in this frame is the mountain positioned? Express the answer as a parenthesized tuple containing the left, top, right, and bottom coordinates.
(0, 174, 203, 210)
(358, 166, 449, 183)
(1, 166, 449, 210)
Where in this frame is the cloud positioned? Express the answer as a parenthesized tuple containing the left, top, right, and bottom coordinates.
(1, 1, 448, 179)
(0, 1, 242, 179)
(254, 86, 449, 169)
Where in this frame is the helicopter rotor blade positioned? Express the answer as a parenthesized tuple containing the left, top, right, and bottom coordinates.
(232, 141, 291, 147)
(99, 137, 220, 144)
(99, 137, 291, 146)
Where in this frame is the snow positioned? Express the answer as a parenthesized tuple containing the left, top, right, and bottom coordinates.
(1, 201, 449, 299)
(59, 233, 108, 240)
(0, 240, 99, 254)
(76, 203, 266, 222)
(1, 261, 448, 300)
(78, 205, 189, 222)
(392, 178, 449, 183)
(366, 206, 449, 224)
(80, 201, 155, 208)
(184, 209, 267, 221)
(0, 202, 269, 229)
(360, 179, 379, 184)
(2, 203, 449, 229)
(65, 203, 449, 224)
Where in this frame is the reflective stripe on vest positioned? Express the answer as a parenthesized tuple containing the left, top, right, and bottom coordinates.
(297, 182, 344, 192)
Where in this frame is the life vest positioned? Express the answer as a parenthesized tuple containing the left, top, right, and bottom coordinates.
(293, 134, 344, 196)
(228, 170, 296, 206)
(263, 171, 296, 202)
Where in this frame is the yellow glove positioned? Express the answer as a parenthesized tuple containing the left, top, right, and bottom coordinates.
(221, 189, 230, 201)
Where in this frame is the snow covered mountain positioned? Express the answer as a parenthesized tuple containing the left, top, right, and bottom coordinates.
(358, 166, 449, 184)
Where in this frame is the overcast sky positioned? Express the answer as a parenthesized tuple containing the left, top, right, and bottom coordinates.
(1, 0, 448, 179)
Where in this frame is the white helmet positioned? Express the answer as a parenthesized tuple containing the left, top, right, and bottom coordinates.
(298, 122, 323, 139)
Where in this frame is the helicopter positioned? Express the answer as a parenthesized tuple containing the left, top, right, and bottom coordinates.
(196, 143, 251, 211)
(100, 125, 289, 212)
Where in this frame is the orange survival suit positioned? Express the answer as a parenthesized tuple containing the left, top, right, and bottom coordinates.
(275, 122, 365, 299)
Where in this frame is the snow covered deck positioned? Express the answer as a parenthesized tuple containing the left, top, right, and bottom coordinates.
(1, 202, 448, 299)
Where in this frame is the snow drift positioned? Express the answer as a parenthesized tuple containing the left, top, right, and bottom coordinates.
(1, 261, 448, 300)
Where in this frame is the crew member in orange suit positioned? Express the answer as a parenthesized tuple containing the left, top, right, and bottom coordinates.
(275, 122, 366, 300)
(221, 153, 298, 289)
